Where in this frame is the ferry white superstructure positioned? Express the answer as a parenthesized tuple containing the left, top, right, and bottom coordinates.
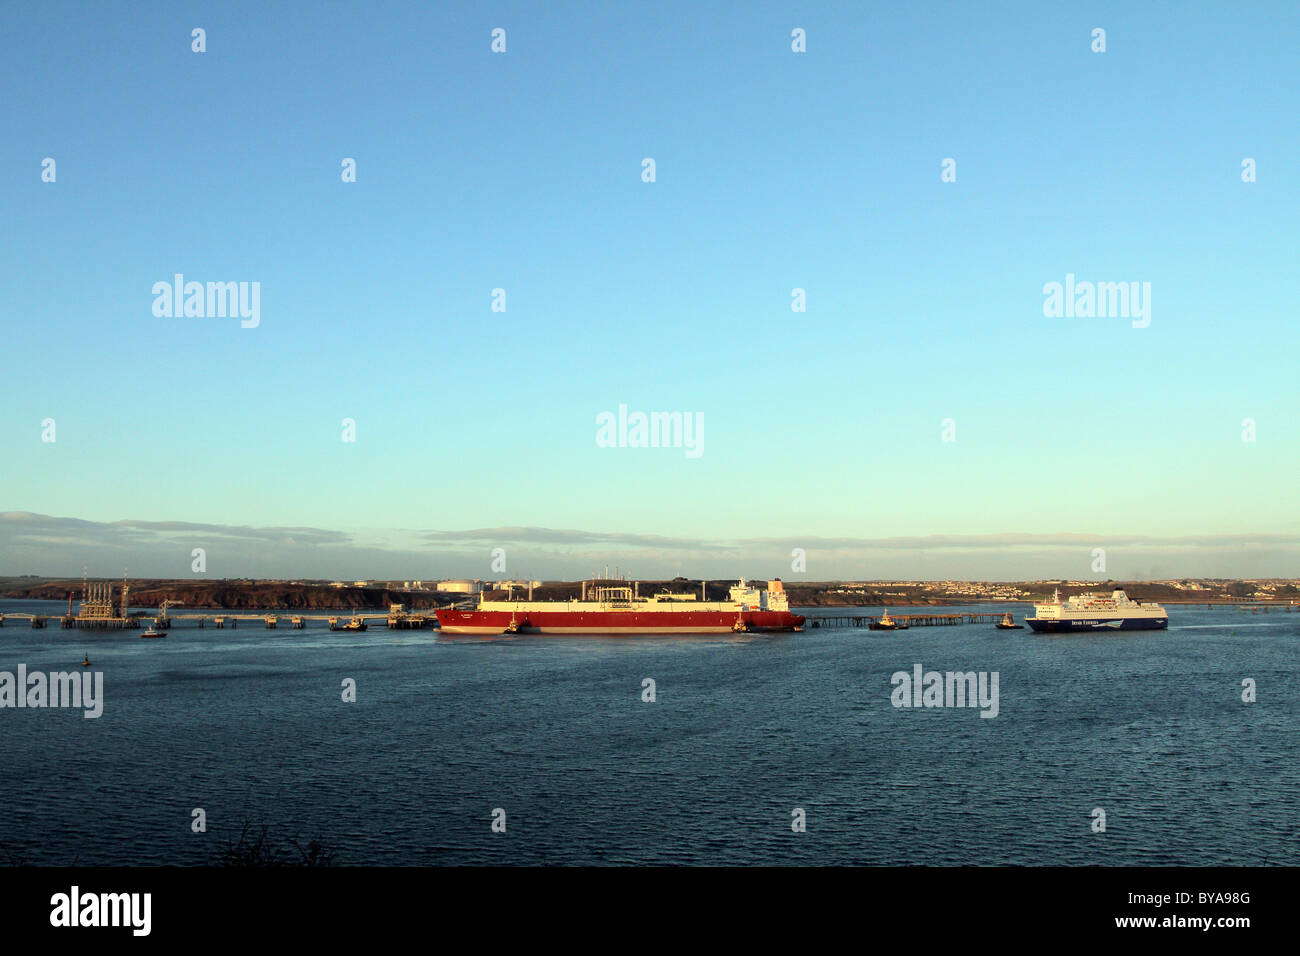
(1026, 589, 1168, 633)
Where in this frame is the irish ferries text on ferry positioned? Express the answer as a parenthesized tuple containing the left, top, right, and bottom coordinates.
(1026, 589, 1168, 633)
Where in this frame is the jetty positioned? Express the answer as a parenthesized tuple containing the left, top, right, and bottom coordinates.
(811, 611, 1019, 629)
(806, 602, 1296, 630)
(0, 572, 437, 632)
(47, 574, 143, 630)
(172, 603, 433, 630)
(0, 609, 435, 631)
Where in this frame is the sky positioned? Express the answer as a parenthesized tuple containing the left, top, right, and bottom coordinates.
(1, 1, 1297, 581)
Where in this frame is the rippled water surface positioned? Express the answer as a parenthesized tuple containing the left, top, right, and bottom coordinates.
(2, 599, 1297, 865)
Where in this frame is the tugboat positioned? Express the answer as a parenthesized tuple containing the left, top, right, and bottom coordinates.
(869, 610, 907, 631)
(995, 612, 1024, 630)
(341, 617, 368, 632)
(140, 626, 167, 638)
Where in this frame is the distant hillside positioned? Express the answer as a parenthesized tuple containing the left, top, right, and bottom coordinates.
(0, 579, 446, 611)
(0, 577, 1292, 610)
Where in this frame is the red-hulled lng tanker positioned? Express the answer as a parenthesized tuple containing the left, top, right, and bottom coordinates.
(435, 579, 804, 635)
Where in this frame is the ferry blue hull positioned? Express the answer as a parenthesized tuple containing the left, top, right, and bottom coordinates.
(1026, 617, 1168, 633)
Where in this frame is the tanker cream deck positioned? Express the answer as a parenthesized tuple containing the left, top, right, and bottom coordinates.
(435, 579, 805, 635)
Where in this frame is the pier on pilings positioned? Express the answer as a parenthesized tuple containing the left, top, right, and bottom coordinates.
(810, 611, 1012, 629)
(6, 611, 140, 630)
(72, 615, 142, 630)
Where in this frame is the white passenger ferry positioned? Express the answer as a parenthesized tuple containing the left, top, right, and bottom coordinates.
(1026, 589, 1168, 633)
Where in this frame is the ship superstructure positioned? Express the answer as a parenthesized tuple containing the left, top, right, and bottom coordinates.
(1025, 589, 1168, 633)
(435, 578, 804, 635)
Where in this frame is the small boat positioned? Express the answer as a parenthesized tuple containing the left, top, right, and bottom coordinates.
(996, 612, 1024, 630)
(81, 655, 92, 667)
(869, 610, 907, 631)
(140, 628, 167, 639)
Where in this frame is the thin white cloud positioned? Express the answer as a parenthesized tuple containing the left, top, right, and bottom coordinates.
(1, 512, 1296, 580)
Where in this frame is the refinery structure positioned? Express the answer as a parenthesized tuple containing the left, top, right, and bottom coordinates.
(0, 570, 144, 630)
(68, 570, 140, 629)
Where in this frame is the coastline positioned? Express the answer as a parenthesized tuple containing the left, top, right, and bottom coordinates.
(1, 576, 1294, 612)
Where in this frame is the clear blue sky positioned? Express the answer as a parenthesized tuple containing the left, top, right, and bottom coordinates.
(2, 1, 1297, 578)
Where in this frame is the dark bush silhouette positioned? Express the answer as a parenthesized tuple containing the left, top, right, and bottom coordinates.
(210, 823, 336, 867)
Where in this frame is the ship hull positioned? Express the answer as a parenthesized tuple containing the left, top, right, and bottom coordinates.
(1026, 617, 1168, 633)
(435, 608, 805, 635)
